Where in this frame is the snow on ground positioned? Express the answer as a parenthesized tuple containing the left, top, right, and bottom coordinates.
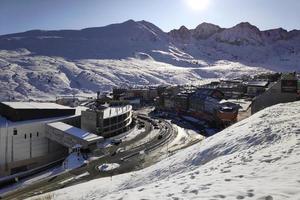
(221, 99, 252, 112)
(0, 166, 63, 195)
(0, 49, 270, 101)
(112, 126, 145, 142)
(166, 124, 204, 152)
(98, 163, 121, 172)
(97, 126, 145, 149)
(32, 101, 300, 200)
(0, 152, 88, 196)
(62, 152, 86, 170)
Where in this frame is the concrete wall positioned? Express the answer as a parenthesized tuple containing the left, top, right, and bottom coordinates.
(0, 121, 67, 177)
(252, 81, 299, 114)
(81, 111, 98, 134)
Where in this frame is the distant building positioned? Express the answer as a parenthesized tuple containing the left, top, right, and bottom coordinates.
(251, 73, 299, 114)
(157, 87, 239, 126)
(113, 86, 159, 103)
(246, 80, 269, 97)
(217, 80, 246, 98)
(189, 88, 239, 124)
(56, 97, 79, 107)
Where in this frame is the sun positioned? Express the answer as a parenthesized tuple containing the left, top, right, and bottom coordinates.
(185, 0, 211, 11)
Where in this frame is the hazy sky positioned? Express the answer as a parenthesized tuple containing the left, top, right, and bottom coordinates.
(1, 0, 300, 35)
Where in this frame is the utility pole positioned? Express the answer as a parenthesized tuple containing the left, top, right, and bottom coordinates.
(5, 118, 9, 171)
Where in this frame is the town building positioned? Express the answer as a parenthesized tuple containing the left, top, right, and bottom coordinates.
(81, 104, 132, 138)
(156, 87, 239, 126)
(251, 73, 299, 114)
(245, 80, 269, 97)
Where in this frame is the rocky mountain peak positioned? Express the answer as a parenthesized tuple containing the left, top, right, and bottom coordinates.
(169, 26, 191, 41)
(192, 22, 221, 39)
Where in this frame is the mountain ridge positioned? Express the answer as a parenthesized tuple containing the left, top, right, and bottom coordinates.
(0, 19, 299, 100)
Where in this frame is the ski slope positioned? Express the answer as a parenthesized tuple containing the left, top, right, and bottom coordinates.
(0, 49, 269, 101)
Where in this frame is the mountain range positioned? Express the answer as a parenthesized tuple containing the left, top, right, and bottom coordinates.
(0, 20, 299, 100)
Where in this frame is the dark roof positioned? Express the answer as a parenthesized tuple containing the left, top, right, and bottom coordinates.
(0, 102, 75, 122)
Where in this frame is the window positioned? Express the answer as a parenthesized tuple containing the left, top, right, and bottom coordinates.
(30, 133, 32, 138)
(13, 129, 17, 136)
(24, 134, 27, 139)
(37, 132, 39, 137)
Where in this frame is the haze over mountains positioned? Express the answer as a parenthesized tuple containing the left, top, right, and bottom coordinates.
(0, 20, 299, 100)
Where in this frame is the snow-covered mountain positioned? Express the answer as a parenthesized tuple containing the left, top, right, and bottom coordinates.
(0, 20, 299, 100)
(32, 101, 300, 200)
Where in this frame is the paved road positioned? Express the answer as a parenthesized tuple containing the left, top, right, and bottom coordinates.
(2, 116, 175, 200)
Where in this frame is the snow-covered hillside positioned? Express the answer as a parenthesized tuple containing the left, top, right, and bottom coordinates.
(0, 20, 299, 100)
(0, 49, 268, 100)
(33, 101, 300, 200)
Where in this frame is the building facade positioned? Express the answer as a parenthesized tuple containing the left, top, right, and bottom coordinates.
(0, 102, 78, 177)
(81, 105, 132, 138)
(251, 73, 299, 114)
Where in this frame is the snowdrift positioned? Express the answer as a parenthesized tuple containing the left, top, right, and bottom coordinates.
(32, 101, 300, 200)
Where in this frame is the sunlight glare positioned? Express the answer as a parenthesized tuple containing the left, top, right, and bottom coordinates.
(185, 0, 211, 11)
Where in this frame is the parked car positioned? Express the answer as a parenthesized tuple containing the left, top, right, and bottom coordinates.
(157, 134, 163, 140)
(111, 139, 122, 146)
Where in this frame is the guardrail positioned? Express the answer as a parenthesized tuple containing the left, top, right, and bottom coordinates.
(0, 158, 64, 190)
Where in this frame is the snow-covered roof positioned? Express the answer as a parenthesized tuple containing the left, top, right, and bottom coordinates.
(1, 102, 74, 110)
(246, 81, 269, 87)
(101, 105, 132, 119)
(47, 122, 103, 142)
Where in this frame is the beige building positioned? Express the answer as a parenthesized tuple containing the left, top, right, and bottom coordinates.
(0, 102, 78, 177)
(81, 105, 132, 138)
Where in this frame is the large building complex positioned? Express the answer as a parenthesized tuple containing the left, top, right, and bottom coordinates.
(0, 102, 77, 176)
(0, 102, 105, 177)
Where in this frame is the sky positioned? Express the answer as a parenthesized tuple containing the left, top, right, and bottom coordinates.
(0, 0, 300, 35)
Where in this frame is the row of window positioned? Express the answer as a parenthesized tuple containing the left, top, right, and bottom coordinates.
(13, 129, 40, 139)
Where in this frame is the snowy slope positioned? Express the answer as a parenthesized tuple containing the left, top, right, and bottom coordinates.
(32, 101, 300, 200)
(0, 49, 269, 101)
(0, 20, 300, 100)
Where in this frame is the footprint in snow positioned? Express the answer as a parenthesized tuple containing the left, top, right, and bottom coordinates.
(221, 169, 231, 173)
(257, 195, 273, 200)
(190, 175, 195, 179)
(247, 192, 255, 197)
(189, 189, 199, 195)
(213, 194, 226, 199)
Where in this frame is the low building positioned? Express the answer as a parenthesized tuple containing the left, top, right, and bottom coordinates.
(46, 122, 103, 149)
(246, 81, 269, 97)
(252, 73, 299, 114)
(217, 80, 246, 98)
(157, 87, 239, 126)
(81, 104, 132, 138)
(0, 102, 79, 177)
(189, 88, 239, 124)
